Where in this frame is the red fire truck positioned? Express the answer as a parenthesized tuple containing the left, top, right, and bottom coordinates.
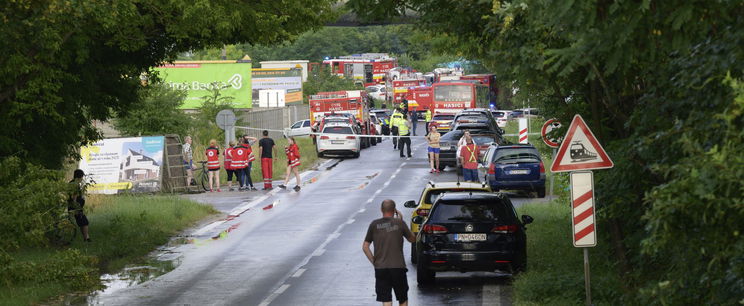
(309, 90, 377, 148)
(404, 86, 434, 111)
(387, 79, 427, 104)
(460, 74, 498, 106)
(431, 81, 490, 114)
(322, 54, 397, 87)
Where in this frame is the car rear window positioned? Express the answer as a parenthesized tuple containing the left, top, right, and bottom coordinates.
(492, 148, 540, 163)
(471, 136, 495, 145)
(440, 130, 464, 141)
(454, 124, 489, 131)
(433, 115, 454, 121)
(429, 199, 516, 222)
(323, 126, 353, 134)
(492, 111, 505, 118)
(425, 188, 484, 204)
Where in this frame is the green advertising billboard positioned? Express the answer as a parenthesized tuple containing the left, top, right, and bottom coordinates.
(154, 61, 252, 109)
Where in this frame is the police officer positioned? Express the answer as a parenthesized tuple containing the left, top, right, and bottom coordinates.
(390, 108, 403, 150)
(424, 107, 432, 136)
(397, 113, 412, 158)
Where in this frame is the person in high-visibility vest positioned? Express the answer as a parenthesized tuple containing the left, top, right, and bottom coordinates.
(205, 139, 221, 192)
(460, 136, 479, 182)
(424, 108, 432, 136)
(397, 113, 412, 158)
(390, 109, 403, 150)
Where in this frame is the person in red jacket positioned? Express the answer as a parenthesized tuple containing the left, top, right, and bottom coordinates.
(224, 141, 236, 191)
(205, 139, 221, 192)
(278, 137, 302, 191)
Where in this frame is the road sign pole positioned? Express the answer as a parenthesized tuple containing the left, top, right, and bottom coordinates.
(550, 147, 557, 195)
(584, 248, 592, 306)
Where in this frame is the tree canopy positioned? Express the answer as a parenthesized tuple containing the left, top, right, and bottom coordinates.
(348, 0, 744, 303)
(0, 0, 335, 168)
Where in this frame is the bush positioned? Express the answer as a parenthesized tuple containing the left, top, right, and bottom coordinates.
(114, 83, 193, 137)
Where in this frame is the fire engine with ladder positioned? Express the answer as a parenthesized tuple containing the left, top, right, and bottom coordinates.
(309, 90, 377, 148)
(322, 53, 397, 87)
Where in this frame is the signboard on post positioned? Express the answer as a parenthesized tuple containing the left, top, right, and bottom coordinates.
(541, 119, 562, 148)
(570, 171, 597, 247)
(252, 68, 303, 104)
(518, 118, 529, 144)
(154, 61, 253, 109)
(551, 115, 614, 172)
(78, 136, 165, 194)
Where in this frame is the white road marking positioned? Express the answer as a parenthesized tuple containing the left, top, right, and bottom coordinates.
(192, 220, 225, 236)
(258, 284, 291, 306)
(291, 269, 306, 278)
(312, 249, 326, 256)
(346, 219, 355, 224)
(482, 284, 502, 306)
(359, 208, 366, 213)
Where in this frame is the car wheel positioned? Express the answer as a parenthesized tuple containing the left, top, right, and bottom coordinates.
(353, 152, 360, 158)
(416, 259, 435, 286)
(537, 186, 546, 198)
(317, 151, 323, 158)
(410, 242, 417, 265)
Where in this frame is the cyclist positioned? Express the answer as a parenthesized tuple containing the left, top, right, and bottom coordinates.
(68, 169, 91, 242)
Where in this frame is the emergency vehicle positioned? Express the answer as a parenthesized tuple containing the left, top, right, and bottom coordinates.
(309, 90, 377, 148)
(431, 81, 490, 114)
(432, 67, 464, 82)
(460, 74, 499, 106)
(387, 79, 427, 104)
(322, 53, 397, 87)
(403, 86, 434, 112)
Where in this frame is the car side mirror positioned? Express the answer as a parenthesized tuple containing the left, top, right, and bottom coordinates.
(522, 215, 534, 225)
(412, 216, 425, 224)
(403, 200, 417, 208)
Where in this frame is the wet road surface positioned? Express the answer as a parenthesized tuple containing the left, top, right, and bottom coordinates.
(93, 135, 542, 305)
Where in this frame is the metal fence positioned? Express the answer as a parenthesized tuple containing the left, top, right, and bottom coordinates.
(239, 105, 309, 138)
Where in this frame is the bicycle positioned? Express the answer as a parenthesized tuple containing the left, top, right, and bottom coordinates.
(194, 161, 210, 192)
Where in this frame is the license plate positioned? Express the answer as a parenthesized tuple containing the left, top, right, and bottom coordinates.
(331, 140, 344, 144)
(461, 253, 476, 261)
(509, 169, 529, 175)
(455, 233, 487, 242)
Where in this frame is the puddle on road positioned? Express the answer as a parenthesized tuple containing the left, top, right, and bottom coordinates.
(60, 236, 191, 305)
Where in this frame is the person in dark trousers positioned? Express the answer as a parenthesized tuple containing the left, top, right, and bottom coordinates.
(410, 108, 418, 136)
(397, 113, 412, 158)
(363, 200, 416, 306)
(68, 169, 91, 242)
(258, 130, 277, 190)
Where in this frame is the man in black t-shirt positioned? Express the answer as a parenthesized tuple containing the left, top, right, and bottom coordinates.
(363, 200, 416, 306)
(258, 130, 277, 190)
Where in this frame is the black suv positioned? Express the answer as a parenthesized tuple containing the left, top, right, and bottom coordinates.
(413, 192, 533, 285)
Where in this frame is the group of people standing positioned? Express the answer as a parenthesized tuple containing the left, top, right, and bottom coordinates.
(182, 131, 303, 193)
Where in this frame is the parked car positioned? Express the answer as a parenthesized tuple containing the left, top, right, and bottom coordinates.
(455, 133, 505, 172)
(403, 181, 491, 264)
(431, 113, 456, 133)
(481, 144, 546, 197)
(491, 110, 510, 128)
(454, 108, 499, 129)
(438, 129, 504, 171)
(413, 192, 533, 284)
(316, 122, 362, 158)
(284, 119, 312, 137)
(366, 85, 386, 101)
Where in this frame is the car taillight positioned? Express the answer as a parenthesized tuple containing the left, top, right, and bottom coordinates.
(422, 224, 448, 234)
(491, 225, 519, 233)
(415, 208, 430, 216)
(539, 161, 545, 173)
(488, 163, 496, 175)
(346, 136, 356, 139)
(320, 136, 329, 140)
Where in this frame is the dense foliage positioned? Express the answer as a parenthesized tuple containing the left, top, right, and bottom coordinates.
(0, 0, 335, 168)
(114, 84, 193, 137)
(302, 68, 362, 102)
(349, 0, 744, 303)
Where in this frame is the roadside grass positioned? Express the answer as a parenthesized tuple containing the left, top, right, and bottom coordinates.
(0, 195, 217, 306)
(514, 201, 622, 305)
(192, 136, 319, 189)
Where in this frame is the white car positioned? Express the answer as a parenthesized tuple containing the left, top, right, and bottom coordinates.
(284, 119, 312, 137)
(491, 110, 511, 128)
(365, 85, 386, 101)
(316, 122, 361, 158)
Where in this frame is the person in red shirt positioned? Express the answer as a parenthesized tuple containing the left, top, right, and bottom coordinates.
(278, 137, 302, 191)
(459, 136, 479, 182)
(224, 141, 236, 191)
(205, 139, 221, 192)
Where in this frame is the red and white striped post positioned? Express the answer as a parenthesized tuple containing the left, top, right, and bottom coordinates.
(518, 118, 528, 144)
(570, 171, 596, 306)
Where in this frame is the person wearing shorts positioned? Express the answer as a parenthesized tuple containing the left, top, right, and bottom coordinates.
(278, 137, 301, 191)
(426, 125, 441, 173)
(363, 200, 416, 306)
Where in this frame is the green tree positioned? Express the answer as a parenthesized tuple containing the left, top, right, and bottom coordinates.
(302, 68, 361, 103)
(0, 0, 336, 168)
(114, 84, 192, 137)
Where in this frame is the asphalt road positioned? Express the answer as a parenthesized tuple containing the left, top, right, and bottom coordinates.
(93, 131, 541, 306)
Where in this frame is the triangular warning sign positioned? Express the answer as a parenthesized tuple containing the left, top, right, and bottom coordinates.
(551, 115, 614, 173)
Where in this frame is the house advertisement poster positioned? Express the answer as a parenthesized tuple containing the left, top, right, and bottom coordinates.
(79, 136, 165, 194)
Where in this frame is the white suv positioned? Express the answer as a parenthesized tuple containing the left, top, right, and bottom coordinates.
(316, 122, 362, 158)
